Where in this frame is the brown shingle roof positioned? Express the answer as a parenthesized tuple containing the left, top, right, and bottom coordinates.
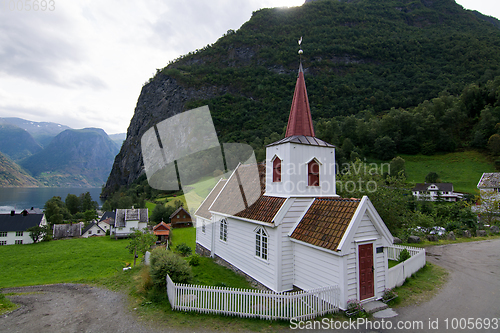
(153, 221, 171, 236)
(210, 163, 286, 223)
(195, 179, 227, 220)
(169, 206, 191, 219)
(290, 198, 360, 251)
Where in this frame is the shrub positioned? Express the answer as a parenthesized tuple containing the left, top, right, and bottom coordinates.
(187, 254, 200, 266)
(398, 249, 411, 263)
(149, 248, 193, 288)
(175, 242, 192, 256)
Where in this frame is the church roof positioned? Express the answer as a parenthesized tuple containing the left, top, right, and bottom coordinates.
(195, 179, 227, 220)
(477, 173, 500, 188)
(285, 63, 315, 138)
(209, 163, 286, 223)
(266, 135, 334, 148)
(290, 198, 360, 251)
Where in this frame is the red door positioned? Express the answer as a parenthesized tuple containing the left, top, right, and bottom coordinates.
(359, 244, 374, 300)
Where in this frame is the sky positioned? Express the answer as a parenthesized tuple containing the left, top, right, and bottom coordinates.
(0, 0, 499, 135)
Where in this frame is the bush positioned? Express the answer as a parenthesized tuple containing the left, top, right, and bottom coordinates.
(398, 249, 411, 263)
(175, 243, 192, 256)
(149, 248, 193, 288)
(105, 229, 110, 236)
(187, 254, 200, 266)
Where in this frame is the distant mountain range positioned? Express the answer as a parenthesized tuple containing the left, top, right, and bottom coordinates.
(0, 118, 124, 187)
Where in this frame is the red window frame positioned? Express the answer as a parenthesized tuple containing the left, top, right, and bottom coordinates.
(273, 157, 281, 182)
(308, 160, 319, 186)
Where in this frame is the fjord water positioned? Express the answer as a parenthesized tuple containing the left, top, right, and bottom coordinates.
(0, 187, 104, 213)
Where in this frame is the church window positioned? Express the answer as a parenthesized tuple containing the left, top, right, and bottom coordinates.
(202, 221, 206, 233)
(308, 160, 320, 186)
(273, 157, 282, 182)
(255, 227, 268, 260)
(219, 219, 227, 242)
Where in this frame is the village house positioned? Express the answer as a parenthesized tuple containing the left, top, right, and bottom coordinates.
(153, 221, 171, 244)
(53, 223, 82, 239)
(0, 210, 47, 245)
(98, 211, 115, 232)
(195, 63, 395, 310)
(81, 221, 106, 238)
(412, 182, 464, 202)
(475, 172, 500, 214)
(110, 208, 148, 239)
(169, 206, 192, 228)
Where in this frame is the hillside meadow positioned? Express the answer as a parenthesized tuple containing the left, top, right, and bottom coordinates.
(0, 237, 132, 288)
(402, 151, 496, 194)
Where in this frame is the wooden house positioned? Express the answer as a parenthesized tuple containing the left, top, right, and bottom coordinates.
(81, 221, 106, 238)
(195, 63, 395, 309)
(153, 221, 171, 243)
(169, 206, 192, 228)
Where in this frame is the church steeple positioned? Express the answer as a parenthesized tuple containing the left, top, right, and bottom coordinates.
(285, 63, 315, 138)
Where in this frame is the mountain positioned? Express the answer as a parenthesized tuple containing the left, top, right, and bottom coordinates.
(0, 123, 43, 161)
(20, 128, 119, 187)
(0, 151, 40, 187)
(0, 117, 71, 147)
(102, 0, 500, 196)
(108, 133, 127, 149)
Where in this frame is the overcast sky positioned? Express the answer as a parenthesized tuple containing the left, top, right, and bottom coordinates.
(0, 0, 499, 135)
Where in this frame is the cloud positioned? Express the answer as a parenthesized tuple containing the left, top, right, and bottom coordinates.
(0, 9, 106, 89)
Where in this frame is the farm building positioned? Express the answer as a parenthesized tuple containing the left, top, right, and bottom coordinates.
(81, 221, 106, 238)
(153, 221, 171, 243)
(169, 206, 192, 228)
(53, 223, 82, 239)
(195, 63, 399, 310)
(0, 210, 47, 245)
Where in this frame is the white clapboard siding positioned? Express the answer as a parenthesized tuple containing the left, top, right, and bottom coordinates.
(293, 242, 341, 291)
(279, 198, 314, 291)
(195, 216, 212, 251)
(386, 245, 426, 289)
(212, 214, 277, 290)
(166, 275, 340, 321)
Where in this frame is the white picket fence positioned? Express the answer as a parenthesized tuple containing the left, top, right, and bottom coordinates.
(386, 245, 426, 289)
(166, 275, 340, 320)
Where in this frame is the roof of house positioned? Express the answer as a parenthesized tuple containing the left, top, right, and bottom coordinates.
(412, 183, 454, 192)
(99, 211, 115, 223)
(477, 173, 500, 188)
(195, 179, 227, 220)
(81, 222, 106, 235)
(115, 208, 148, 227)
(285, 63, 315, 138)
(169, 206, 191, 219)
(0, 213, 45, 232)
(153, 221, 171, 236)
(290, 198, 361, 251)
(209, 163, 286, 223)
(53, 223, 81, 238)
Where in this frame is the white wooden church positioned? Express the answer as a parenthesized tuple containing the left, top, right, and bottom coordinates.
(195, 63, 394, 310)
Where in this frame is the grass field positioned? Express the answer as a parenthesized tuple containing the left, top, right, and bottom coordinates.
(170, 226, 196, 250)
(0, 237, 132, 288)
(402, 151, 495, 194)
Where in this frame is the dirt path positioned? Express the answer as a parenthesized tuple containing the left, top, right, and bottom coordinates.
(0, 284, 173, 333)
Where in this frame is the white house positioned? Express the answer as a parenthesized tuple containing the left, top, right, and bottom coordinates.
(111, 208, 148, 239)
(412, 183, 464, 202)
(0, 210, 47, 245)
(81, 221, 106, 238)
(195, 63, 395, 309)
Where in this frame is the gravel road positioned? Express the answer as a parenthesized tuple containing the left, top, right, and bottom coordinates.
(0, 284, 172, 333)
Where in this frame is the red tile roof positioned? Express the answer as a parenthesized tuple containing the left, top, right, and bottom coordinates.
(153, 221, 171, 236)
(290, 198, 360, 251)
(285, 63, 315, 138)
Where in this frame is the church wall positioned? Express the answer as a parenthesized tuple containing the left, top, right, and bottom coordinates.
(210, 213, 277, 291)
(278, 197, 314, 292)
(293, 242, 342, 292)
(195, 216, 212, 252)
(265, 143, 336, 198)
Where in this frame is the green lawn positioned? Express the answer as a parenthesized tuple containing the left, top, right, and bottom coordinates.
(170, 226, 196, 250)
(402, 151, 495, 194)
(0, 237, 132, 288)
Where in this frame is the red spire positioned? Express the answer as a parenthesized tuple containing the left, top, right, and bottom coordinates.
(285, 63, 315, 138)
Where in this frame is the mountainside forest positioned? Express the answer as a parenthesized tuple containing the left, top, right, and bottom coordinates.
(103, 0, 500, 197)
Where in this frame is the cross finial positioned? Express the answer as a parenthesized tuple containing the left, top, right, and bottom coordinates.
(298, 36, 303, 63)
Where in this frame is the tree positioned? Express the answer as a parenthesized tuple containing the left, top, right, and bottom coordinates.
(488, 134, 500, 155)
(425, 172, 440, 183)
(374, 136, 396, 160)
(151, 204, 176, 224)
(65, 194, 80, 215)
(389, 156, 405, 177)
(126, 229, 157, 266)
(27, 225, 45, 244)
(79, 192, 98, 212)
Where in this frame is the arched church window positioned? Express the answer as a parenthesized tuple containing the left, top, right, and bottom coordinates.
(273, 157, 282, 182)
(308, 160, 320, 186)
